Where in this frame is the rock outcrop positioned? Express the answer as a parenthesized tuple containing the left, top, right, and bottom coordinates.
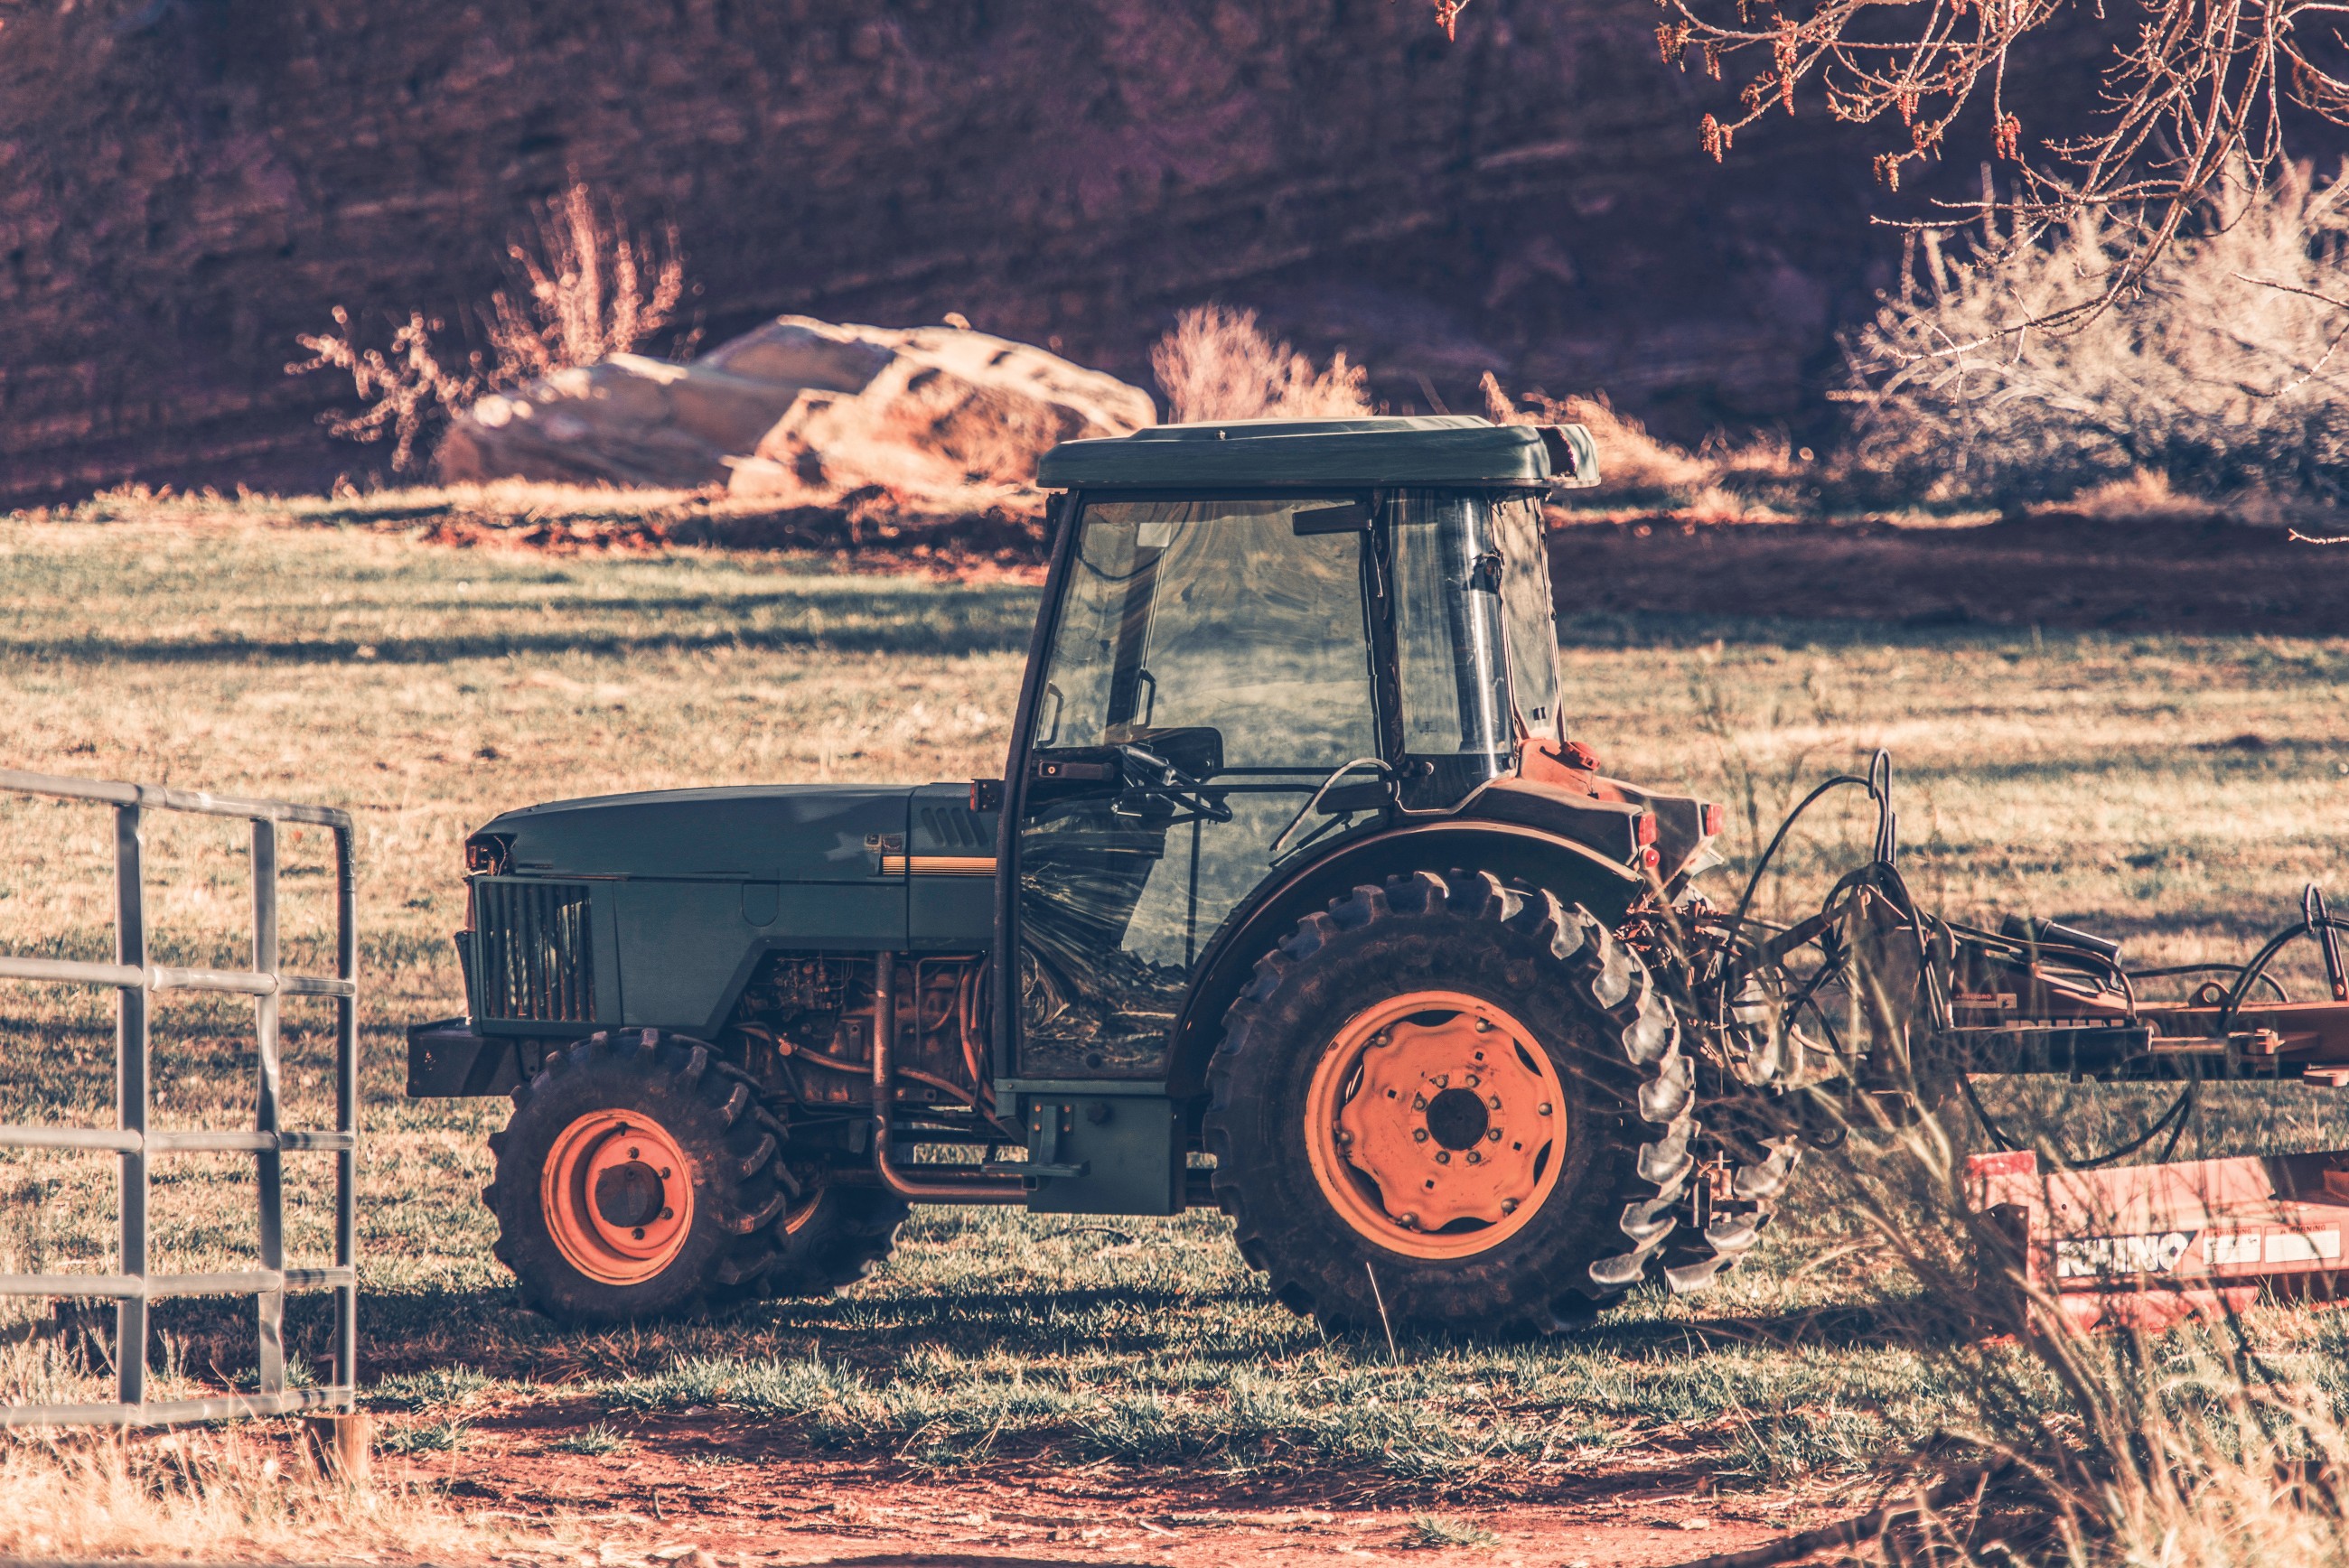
(435, 318, 1156, 504)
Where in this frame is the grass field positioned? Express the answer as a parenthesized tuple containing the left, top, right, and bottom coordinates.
(4, 506, 2349, 1556)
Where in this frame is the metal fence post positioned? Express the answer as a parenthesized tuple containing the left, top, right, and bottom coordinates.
(113, 803, 146, 1410)
(333, 822, 358, 1395)
(251, 819, 285, 1396)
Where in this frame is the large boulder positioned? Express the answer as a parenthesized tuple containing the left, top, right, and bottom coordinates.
(435, 316, 1156, 503)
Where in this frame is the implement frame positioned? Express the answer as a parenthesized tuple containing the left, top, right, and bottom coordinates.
(0, 769, 358, 1426)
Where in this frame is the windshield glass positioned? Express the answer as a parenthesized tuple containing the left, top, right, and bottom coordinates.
(1033, 498, 1377, 764)
(1017, 497, 1379, 1078)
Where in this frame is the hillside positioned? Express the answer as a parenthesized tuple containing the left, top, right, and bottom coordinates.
(0, 0, 1958, 504)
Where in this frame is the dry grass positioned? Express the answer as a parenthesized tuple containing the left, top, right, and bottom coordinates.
(1763, 1065, 2349, 1563)
(1150, 305, 1373, 423)
(0, 1426, 570, 1561)
(0, 506, 2346, 1554)
(2053, 468, 2235, 522)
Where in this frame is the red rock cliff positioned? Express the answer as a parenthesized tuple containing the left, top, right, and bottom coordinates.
(0, 0, 1911, 503)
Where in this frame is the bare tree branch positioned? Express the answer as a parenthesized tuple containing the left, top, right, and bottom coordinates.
(1438, 0, 2349, 323)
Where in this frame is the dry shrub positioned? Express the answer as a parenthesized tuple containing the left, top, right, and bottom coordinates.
(1477, 373, 1713, 496)
(284, 309, 483, 474)
(289, 183, 692, 471)
(481, 183, 690, 385)
(1150, 305, 1372, 422)
(2058, 468, 2234, 522)
(1845, 163, 2349, 509)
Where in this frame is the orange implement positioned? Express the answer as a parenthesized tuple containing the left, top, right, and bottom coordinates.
(1967, 1146, 2349, 1333)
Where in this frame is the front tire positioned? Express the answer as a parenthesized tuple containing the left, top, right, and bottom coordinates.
(485, 1029, 905, 1325)
(1203, 871, 1697, 1337)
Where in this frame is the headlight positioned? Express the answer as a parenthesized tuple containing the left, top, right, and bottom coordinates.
(463, 832, 512, 875)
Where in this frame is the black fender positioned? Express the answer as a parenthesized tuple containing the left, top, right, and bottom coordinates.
(1163, 819, 1645, 1100)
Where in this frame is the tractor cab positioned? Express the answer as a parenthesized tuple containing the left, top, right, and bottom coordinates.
(1008, 417, 1605, 1083)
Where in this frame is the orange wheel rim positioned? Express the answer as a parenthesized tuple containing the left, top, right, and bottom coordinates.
(541, 1109, 697, 1285)
(1304, 990, 1568, 1260)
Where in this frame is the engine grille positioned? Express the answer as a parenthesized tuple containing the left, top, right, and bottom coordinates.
(474, 880, 595, 1022)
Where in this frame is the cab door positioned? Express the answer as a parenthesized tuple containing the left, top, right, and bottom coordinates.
(1005, 495, 1382, 1080)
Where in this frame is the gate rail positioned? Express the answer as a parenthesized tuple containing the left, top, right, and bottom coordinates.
(0, 769, 357, 1426)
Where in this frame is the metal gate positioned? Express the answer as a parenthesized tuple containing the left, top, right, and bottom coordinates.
(0, 769, 358, 1425)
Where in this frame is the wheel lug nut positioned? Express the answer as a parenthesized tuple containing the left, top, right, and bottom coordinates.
(1413, 1128, 1428, 1143)
(628, 1147, 641, 1161)
(659, 1207, 673, 1220)
(659, 1166, 672, 1180)
(1502, 1199, 1519, 1215)
(1399, 1212, 1420, 1229)
(1412, 1094, 1427, 1111)
(632, 1227, 646, 1240)
(1335, 1129, 1354, 1146)
(1538, 1103, 1554, 1116)
(1475, 1018, 1492, 1032)
(1486, 1128, 1502, 1142)
(1465, 1151, 1482, 1164)
(1435, 1151, 1451, 1164)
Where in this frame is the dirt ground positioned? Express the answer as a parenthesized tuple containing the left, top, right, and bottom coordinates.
(362, 1402, 1848, 1568)
(1548, 510, 2349, 633)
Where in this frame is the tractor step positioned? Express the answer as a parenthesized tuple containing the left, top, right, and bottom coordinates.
(1967, 1146, 2349, 1333)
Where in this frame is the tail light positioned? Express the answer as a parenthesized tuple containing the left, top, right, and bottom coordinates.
(1635, 811, 1659, 845)
(1701, 802, 1727, 837)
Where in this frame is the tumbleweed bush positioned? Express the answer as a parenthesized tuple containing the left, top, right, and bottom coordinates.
(1845, 163, 2349, 509)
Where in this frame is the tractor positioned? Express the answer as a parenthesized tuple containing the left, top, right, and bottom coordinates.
(416, 414, 2349, 1335)
(407, 414, 1789, 1332)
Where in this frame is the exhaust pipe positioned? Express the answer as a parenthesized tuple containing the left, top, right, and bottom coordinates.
(871, 950, 1025, 1203)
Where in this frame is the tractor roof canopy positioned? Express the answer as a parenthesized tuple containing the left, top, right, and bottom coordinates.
(1036, 415, 1600, 491)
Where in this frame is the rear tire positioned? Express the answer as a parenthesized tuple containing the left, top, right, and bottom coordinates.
(485, 1029, 906, 1325)
(1203, 871, 1696, 1337)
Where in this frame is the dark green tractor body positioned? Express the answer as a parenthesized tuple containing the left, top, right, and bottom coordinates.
(412, 417, 1775, 1331)
(410, 781, 995, 1080)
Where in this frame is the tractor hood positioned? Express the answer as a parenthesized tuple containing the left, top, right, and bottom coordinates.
(473, 784, 920, 883)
